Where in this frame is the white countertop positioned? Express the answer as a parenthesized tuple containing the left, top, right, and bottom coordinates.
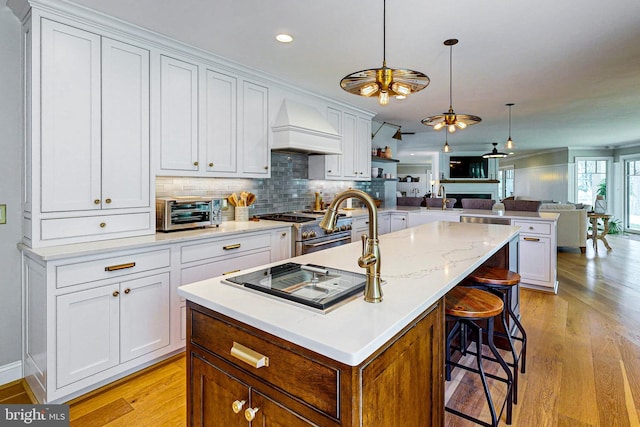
(19, 220, 292, 261)
(178, 221, 520, 366)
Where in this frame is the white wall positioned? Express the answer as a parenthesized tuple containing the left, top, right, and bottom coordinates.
(514, 164, 569, 202)
(0, 5, 23, 378)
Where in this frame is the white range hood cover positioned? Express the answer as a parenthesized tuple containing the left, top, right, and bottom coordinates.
(271, 100, 342, 154)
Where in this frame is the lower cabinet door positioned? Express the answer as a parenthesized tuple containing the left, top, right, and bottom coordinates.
(56, 285, 120, 388)
(120, 273, 171, 362)
(519, 235, 551, 284)
(249, 390, 315, 426)
(190, 354, 249, 427)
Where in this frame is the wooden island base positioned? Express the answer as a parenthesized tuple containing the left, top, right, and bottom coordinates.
(187, 299, 444, 426)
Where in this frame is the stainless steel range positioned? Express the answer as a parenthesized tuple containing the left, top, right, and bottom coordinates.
(258, 211, 353, 256)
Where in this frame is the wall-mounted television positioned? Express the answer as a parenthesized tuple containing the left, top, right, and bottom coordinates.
(449, 156, 488, 179)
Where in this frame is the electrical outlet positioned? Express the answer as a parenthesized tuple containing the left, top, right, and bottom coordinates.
(0, 204, 5, 224)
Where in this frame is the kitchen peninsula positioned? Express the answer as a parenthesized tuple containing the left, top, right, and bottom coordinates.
(179, 221, 520, 426)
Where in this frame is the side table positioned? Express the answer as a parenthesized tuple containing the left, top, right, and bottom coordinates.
(587, 212, 612, 252)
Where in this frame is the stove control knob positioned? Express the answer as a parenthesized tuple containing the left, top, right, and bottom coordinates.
(326, 228, 333, 234)
(302, 231, 309, 239)
(340, 225, 347, 231)
(309, 231, 317, 238)
(346, 224, 352, 230)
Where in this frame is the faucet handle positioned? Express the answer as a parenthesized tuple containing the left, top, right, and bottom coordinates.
(361, 233, 368, 257)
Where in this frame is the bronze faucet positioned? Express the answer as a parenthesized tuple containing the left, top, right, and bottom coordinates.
(320, 189, 382, 303)
(438, 184, 449, 210)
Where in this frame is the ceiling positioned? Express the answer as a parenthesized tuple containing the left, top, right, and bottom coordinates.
(69, 0, 640, 162)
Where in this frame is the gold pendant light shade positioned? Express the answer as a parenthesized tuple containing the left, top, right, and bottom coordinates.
(422, 39, 481, 132)
(339, 0, 429, 105)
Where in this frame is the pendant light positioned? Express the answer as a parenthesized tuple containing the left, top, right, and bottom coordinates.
(442, 132, 451, 153)
(505, 103, 515, 150)
(339, 0, 430, 105)
(482, 142, 508, 159)
(421, 39, 481, 132)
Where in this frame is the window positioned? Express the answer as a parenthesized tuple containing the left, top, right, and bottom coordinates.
(576, 159, 608, 205)
(625, 158, 640, 232)
(498, 167, 514, 200)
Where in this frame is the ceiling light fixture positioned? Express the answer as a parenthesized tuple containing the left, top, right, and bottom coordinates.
(421, 39, 481, 132)
(482, 142, 508, 159)
(339, 0, 430, 105)
(275, 33, 293, 43)
(505, 103, 515, 150)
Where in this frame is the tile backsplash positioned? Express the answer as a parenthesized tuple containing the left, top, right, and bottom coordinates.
(156, 152, 386, 220)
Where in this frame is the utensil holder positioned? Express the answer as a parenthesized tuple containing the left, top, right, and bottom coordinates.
(235, 206, 249, 222)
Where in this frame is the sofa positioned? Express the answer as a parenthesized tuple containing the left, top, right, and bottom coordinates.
(539, 203, 589, 253)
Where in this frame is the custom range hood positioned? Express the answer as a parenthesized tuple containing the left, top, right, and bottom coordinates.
(271, 100, 342, 154)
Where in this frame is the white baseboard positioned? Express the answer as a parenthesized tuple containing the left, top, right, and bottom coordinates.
(0, 360, 22, 386)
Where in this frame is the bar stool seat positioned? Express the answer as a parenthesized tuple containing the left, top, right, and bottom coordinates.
(445, 286, 513, 426)
(466, 266, 527, 405)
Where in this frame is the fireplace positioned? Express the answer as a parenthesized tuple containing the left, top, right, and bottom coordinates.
(447, 193, 492, 209)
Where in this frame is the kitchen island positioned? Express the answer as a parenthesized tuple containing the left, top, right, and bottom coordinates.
(179, 221, 520, 426)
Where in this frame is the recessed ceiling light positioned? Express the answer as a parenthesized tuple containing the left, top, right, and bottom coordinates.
(275, 34, 293, 43)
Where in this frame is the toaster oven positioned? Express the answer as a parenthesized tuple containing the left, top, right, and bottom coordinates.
(156, 197, 223, 231)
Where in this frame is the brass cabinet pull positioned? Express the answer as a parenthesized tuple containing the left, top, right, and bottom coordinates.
(105, 262, 136, 272)
(208, 162, 214, 167)
(230, 342, 269, 369)
(328, 170, 332, 173)
(112, 290, 119, 297)
(94, 199, 100, 204)
(99, 222, 106, 228)
(223, 243, 241, 250)
(223, 269, 241, 275)
(264, 166, 268, 170)
(244, 407, 260, 422)
(281, 232, 287, 237)
(232, 400, 246, 414)
(524, 237, 540, 242)
(105, 198, 112, 204)
(124, 288, 131, 294)
(193, 161, 199, 166)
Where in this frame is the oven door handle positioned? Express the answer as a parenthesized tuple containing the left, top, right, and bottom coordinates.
(303, 236, 351, 248)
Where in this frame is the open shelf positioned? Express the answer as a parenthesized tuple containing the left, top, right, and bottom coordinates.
(371, 156, 399, 163)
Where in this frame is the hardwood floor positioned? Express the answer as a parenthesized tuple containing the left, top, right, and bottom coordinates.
(3, 234, 639, 426)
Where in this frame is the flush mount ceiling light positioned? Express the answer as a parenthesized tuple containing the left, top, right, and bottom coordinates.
(421, 39, 481, 132)
(275, 33, 293, 43)
(504, 103, 516, 150)
(339, 0, 430, 105)
(483, 142, 508, 159)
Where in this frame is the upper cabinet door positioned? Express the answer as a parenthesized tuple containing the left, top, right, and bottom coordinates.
(203, 69, 237, 173)
(325, 107, 342, 178)
(341, 112, 358, 179)
(240, 81, 269, 176)
(101, 38, 150, 209)
(159, 55, 199, 171)
(40, 19, 102, 212)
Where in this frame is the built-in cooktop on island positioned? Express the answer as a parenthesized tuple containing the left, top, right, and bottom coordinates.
(223, 262, 366, 312)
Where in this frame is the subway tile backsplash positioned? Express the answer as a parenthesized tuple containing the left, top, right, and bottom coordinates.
(156, 152, 386, 220)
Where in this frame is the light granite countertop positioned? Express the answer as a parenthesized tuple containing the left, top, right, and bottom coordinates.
(178, 221, 520, 366)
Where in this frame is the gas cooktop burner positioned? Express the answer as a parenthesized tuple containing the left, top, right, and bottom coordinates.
(258, 213, 317, 223)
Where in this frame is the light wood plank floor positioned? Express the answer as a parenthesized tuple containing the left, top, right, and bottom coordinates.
(4, 234, 639, 426)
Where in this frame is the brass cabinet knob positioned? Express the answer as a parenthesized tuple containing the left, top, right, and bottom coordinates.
(264, 166, 268, 170)
(232, 400, 245, 414)
(105, 198, 112, 204)
(244, 407, 260, 422)
(208, 162, 214, 167)
(328, 170, 332, 173)
(99, 222, 106, 228)
(281, 232, 287, 237)
(94, 199, 100, 204)
(124, 288, 131, 294)
(112, 291, 119, 297)
(193, 161, 199, 166)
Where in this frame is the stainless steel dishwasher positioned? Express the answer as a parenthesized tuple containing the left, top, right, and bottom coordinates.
(460, 215, 511, 225)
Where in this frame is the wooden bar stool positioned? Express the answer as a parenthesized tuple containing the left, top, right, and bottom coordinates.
(466, 266, 527, 405)
(445, 286, 513, 426)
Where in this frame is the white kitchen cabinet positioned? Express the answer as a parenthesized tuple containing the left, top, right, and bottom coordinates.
(407, 211, 461, 227)
(25, 18, 153, 247)
(378, 212, 391, 235)
(309, 107, 373, 181)
(390, 212, 408, 232)
(353, 213, 390, 241)
(159, 55, 199, 172)
(239, 81, 270, 176)
(56, 272, 170, 388)
(22, 245, 174, 403)
(203, 69, 237, 173)
(512, 220, 557, 292)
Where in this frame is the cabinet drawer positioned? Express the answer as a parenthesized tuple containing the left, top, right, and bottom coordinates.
(190, 309, 340, 418)
(41, 213, 151, 241)
(181, 250, 271, 286)
(56, 249, 171, 288)
(181, 233, 271, 264)
(512, 220, 551, 236)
